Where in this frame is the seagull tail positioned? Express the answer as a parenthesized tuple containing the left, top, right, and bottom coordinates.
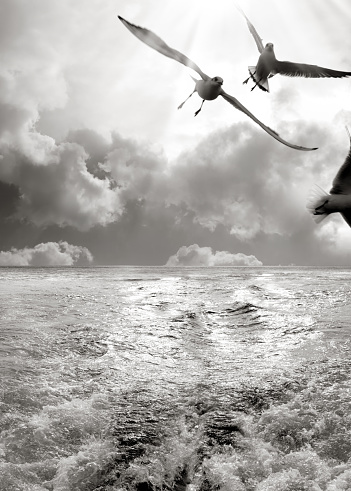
(248, 66, 269, 92)
(306, 185, 329, 224)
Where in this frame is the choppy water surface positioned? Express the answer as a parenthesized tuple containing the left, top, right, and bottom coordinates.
(1, 266, 351, 490)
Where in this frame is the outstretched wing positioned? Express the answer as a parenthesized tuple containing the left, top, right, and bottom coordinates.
(220, 90, 317, 151)
(118, 16, 210, 81)
(274, 60, 351, 79)
(341, 212, 351, 227)
(235, 5, 264, 53)
(330, 127, 351, 194)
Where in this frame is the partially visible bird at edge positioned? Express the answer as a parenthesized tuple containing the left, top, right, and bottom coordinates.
(118, 15, 317, 152)
(236, 5, 351, 93)
(307, 127, 351, 228)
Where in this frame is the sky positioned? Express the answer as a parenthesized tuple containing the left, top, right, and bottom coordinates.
(1, 0, 351, 266)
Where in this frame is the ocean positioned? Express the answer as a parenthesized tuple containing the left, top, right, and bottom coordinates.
(1, 266, 351, 491)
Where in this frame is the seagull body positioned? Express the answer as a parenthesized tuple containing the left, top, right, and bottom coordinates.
(118, 15, 317, 151)
(195, 78, 224, 100)
(178, 76, 225, 116)
(247, 44, 276, 92)
(237, 6, 351, 92)
(307, 128, 351, 227)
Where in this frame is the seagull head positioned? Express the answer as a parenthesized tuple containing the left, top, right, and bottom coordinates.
(211, 76, 223, 85)
(265, 43, 274, 51)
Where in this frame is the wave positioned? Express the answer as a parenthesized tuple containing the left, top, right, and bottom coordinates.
(85, 361, 351, 490)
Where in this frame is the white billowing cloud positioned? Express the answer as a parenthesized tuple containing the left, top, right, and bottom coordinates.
(0, 241, 93, 266)
(166, 244, 263, 266)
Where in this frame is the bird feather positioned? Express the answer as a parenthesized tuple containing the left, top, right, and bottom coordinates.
(275, 61, 351, 79)
(220, 90, 317, 151)
(118, 16, 209, 81)
(235, 5, 264, 53)
(330, 127, 351, 194)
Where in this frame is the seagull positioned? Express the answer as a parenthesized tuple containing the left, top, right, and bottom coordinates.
(307, 127, 351, 227)
(118, 15, 317, 151)
(236, 6, 351, 92)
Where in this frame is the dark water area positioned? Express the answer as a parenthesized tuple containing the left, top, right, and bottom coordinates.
(1, 266, 351, 490)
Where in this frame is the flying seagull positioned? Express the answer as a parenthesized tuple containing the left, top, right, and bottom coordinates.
(236, 6, 351, 92)
(307, 128, 351, 228)
(118, 15, 317, 151)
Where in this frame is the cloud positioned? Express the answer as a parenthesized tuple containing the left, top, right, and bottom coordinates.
(100, 133, 167, 202)
(0, 241, 93, 266)
(3, 117, 350, 266)
(1, 143, 125, 231)
(0, 0, 130, 231)
(166, 244, 263, 266)
(162, 120, 349, 242)
(313, 218, 351, 260)
(0, 123, 169, 231)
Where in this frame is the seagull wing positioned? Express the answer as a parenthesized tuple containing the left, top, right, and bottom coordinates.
(118, 16, 210, 81)
(330, 128, 351, 194)
(220, 90, 317, 151)
(274, 60, 351, 78)
(235, 5, 264, 53)
(340, 212, 351, 227)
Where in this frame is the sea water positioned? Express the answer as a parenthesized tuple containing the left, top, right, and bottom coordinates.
(1, 266, 351, 491)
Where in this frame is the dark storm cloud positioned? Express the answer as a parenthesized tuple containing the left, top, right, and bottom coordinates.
(0, 181, 19, 219)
